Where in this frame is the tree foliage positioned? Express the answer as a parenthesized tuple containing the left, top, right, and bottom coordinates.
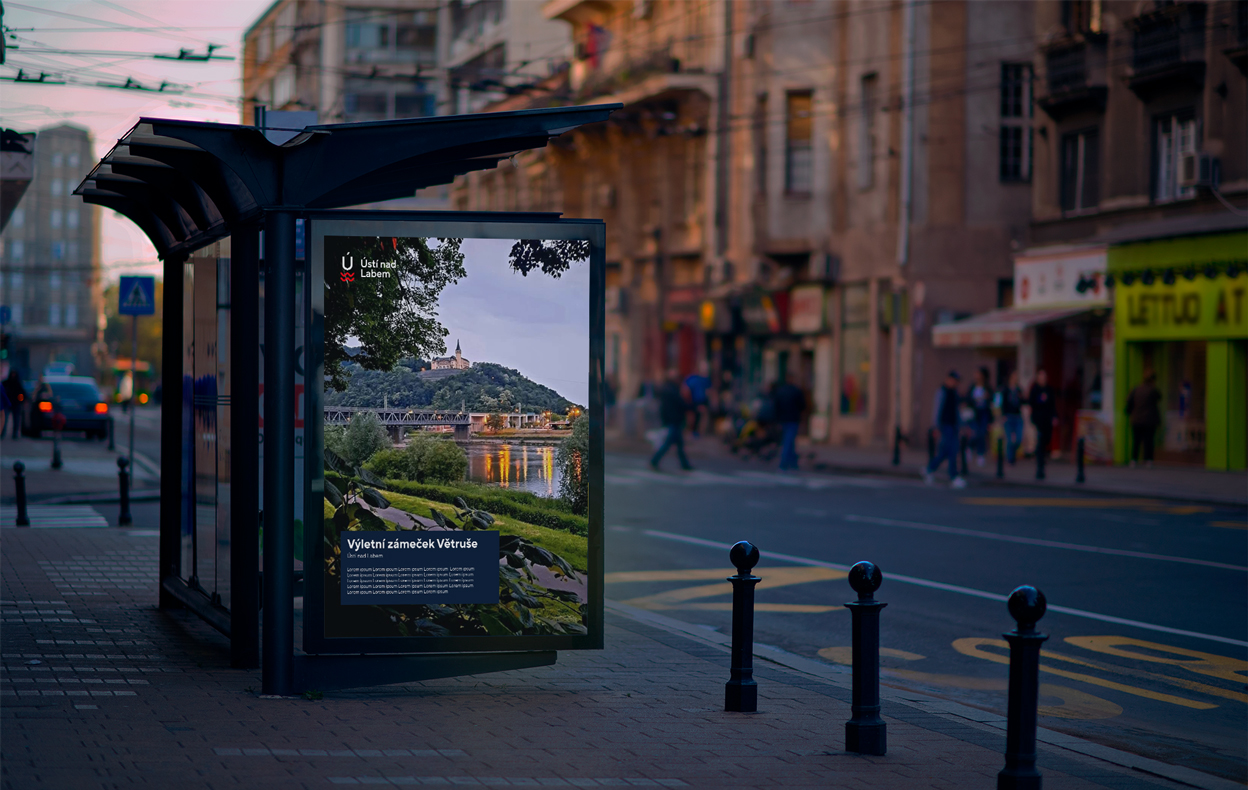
(324, 361, 578, 413)
(365, 433, 467, 485)
(328, 410, 390, 468)
(556, 415, 589, 516)
(508, 239, 590, 278)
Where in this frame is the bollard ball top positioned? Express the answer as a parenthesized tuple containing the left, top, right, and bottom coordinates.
(848, 561, 883, 596)
(729, 541, 760, 573)
(13, 461, 24, 473)
(116, 457, 129, 469)
(1007, 585, 1047, 629)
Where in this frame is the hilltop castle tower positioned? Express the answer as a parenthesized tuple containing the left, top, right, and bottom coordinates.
(431, 340, 471, 371)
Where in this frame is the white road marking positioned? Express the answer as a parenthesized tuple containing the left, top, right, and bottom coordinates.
(640, 529, 1248, 649)
(845, 514, 1248, 572)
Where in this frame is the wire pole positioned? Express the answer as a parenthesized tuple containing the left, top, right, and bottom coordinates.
(129, 313, 137, 477)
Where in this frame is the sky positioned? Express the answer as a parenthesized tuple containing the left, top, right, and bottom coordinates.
(2, 0, 275, 282)
(433, 238, 590, 408)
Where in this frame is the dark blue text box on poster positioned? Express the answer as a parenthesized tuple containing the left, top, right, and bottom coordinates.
(340, 531, 500, 605)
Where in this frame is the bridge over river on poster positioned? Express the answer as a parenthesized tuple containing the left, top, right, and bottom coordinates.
(324, 406, 473, 439)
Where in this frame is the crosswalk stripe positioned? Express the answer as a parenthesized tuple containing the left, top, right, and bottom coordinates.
(1, 506, 109, 528)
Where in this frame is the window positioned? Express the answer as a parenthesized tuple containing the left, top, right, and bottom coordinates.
(68, 241, 79, 260)
(65, 302, 77, 327)
(394, 91, 435, 118)
(1060, 127, 1099, 211)
(51, 152, 63, 167)
(66, 209, 79, 229)
(754, 93, 768, 196)
(858, 74, 878, 190)
(9, 305, 20, 325)
(8, 240, 23, 261)
(50, 272, 61, 289)
(50, 209, 62, 229)
(1154, 111, 1197, 203)
(273, 66, 296, 108)
(52, 242, 66, 261)
(1062, 0, 1102, 35)
(10, 272, 22, 289)
(999, 63, 1032, 182)
(840, 284, 871, 416)
(256, 24, 272, 62)
(67, 153, 79, 168)
(10, 208, 23, 228)
(49, 304, 61, 326)
(50, 179, 63, 197)
(785, 91, 813, 194)
(346, 9, 437, 65)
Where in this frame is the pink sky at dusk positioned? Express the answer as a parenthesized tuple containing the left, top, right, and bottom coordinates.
(2, 0, 275, 281)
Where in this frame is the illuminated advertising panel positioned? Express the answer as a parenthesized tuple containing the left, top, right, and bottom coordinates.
(305, 215, 604, 654)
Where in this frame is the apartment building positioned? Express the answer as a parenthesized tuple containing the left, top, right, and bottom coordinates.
(0, 124, 102, 379)
(442, 0, 571, 116)
(456, 0, 1037, 450)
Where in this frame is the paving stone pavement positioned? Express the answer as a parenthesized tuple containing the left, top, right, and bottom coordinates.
(1, 526, 1214, 790)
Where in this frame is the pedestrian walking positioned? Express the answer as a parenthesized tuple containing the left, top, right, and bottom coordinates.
(1028, 370, 1058, 477)
(1126, 372, 1162, 468)
(774, 373, 807, 471)
(923, 371, 966, 488)
(684, 367, 711, 437)
(997, 370, 1025, 464)
(968, 367, 993, 467)
(650, 369, 693, 472)
(3, 370, 26, 440)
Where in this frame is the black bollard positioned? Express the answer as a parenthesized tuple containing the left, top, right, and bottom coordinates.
(891, 426, 901, 466)
(724, 540, 761, 713)
(1035, 439, 1046, 481)
(845, 561, 887, 755)
(51, 430, 63, 470)
(998, 586, 1048, 790)
(117, 457, 132, 526)
(996, 436, 1005, 479)
(13, 462, 30, 527)
(1075, 437, 1085, 484)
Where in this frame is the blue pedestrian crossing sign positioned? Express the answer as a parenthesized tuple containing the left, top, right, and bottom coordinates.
(118, 276, 156, 316)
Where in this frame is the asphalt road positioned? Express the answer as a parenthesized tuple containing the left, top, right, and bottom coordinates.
(604, 452, 1248, 783)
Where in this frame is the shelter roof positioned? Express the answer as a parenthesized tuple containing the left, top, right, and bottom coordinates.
(73, 104, 618, 260)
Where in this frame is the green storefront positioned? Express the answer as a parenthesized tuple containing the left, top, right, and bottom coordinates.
(1111, 230, 1247, 470)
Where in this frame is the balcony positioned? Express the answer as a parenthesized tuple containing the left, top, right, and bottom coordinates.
(1038, 36, 1108, 120)
(1127, 3, 1207, 100)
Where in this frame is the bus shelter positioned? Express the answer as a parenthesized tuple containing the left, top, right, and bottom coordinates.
(73, 105, 616, 695)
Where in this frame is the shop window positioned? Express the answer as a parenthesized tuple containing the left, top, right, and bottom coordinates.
(785, 91, 813, 195)
(1153, 110, 1196, 203)
(1060, 127, 1099, 211)
(999, 63, 1032, 182)
(858, 74, 877, 190)
(840, 284, 870, 416)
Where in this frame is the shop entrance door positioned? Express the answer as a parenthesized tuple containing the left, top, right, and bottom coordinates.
(1139, 340, 1207, 465)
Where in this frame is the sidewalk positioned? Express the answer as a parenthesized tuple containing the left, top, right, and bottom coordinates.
(609, 431, 1248, 508)
(0, 434, 160, 505)
(3, 520, 1238, 789)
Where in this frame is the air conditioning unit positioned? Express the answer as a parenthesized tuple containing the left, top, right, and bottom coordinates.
(1178, 152, 1220, 189)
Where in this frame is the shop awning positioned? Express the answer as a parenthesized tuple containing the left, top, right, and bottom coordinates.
(932, 306, 1097, 348)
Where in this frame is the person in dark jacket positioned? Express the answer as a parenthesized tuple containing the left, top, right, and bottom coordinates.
(2, 370, 25, 440)
(924, 371, 966, 488)
(967, 367, 993, 467)
(997, 370, 1025, 464)
(650, 369, 693, 471)
(1126, 372, 1162, 467)
(1028, 369, 1057, 477)
(773, 374, 807, 471)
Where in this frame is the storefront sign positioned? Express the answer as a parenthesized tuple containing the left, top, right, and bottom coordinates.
(788, 285, 825, 334)
(307, 214, 604, 655)
(743, 291, 782, 334)
(1117, 277, 1248, 340)
(1015, 247, 1108, 307)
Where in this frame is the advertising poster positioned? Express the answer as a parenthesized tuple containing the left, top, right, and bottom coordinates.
(307, 216, 603, 653)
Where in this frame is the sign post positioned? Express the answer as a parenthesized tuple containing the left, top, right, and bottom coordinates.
(118, 276, 155, 479)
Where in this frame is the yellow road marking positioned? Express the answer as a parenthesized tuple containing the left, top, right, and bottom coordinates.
(1036, 684, 1124, 720)
(818, 646, 925, 665)
(1065, 636, 1248, 689)
(952, 638, 1219, 710)
(616, 566, 847, 611)
(1210, 521, 1248, 530)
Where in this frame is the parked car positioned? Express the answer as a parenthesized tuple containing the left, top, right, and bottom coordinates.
(24, 376, 111, 439)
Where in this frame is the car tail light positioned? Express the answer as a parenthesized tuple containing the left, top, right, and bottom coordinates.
(38, 401, 53, 412)
(95, 403, 109, 414)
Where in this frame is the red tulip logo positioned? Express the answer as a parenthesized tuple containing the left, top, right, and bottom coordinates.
(340, 272, 354, 283)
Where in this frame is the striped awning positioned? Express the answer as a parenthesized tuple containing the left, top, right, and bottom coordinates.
(931, 306, 1096, 348)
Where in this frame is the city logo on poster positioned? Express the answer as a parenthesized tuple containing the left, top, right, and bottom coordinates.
(340, 254, 395, 283)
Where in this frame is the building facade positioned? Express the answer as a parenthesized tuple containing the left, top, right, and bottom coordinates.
(456, 0, 1037, 450)
(431, 340, 472, 370)
(442, 0, 571, 116)
(0, 124, 102, 379)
